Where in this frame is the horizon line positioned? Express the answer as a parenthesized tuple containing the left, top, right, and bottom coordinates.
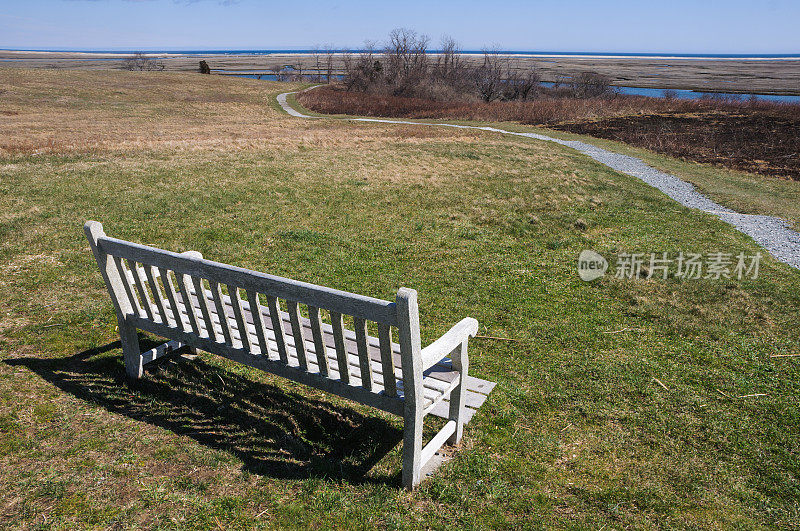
(2, 47, 800, 58)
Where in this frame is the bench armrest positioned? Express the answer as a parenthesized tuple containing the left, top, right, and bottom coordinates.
(420, 317, 479, 371)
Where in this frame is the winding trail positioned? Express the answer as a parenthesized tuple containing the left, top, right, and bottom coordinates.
(277, 90, 800, 269)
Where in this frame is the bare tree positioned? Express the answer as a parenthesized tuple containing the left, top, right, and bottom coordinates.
(122, 52, 165, 71)
(434, 35, 463, 81)
(383, 28, 429, 95)
(310, 45, 322, 81)
(500, 61, 521, 101)
(342, 52, 355, 88)
(473, 48, 504, 102)
(519, 69, 541, 99)
(268, 64, 283, 81)
(500, 63, 540, 100)
(322, 44, 336, 83)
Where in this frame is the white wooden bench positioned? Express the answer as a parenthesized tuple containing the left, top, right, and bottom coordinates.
(85, 221, 484, 488)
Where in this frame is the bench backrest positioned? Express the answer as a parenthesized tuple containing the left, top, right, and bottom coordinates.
(85, 221, 425, 404)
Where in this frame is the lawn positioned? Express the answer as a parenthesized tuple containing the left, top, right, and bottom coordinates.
(1, 69, 799, 529)
(291, 90, 800, 231)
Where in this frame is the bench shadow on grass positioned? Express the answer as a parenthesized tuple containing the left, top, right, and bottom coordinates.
(6, 336, 403, 486)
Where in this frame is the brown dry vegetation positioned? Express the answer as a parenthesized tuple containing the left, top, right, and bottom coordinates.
(0, 69, 298, 155)
(297, 84, 800, 123)
(0, 69, 491, 157)
(298, 85, 800, 180)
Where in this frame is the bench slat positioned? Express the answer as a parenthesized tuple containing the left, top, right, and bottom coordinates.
(127, 260, 155, 321)
(193, 277, 218, 342)
(210, 281, 234, 346)
(113, 257, 141, 317)
(174, 273, 201, 336)
(330, 312, 350, 385)
(128, 313, 406, 416)
(185, 290, 460, 389)
(229, 286, 252, 351)
(171, 293, 455, 408)
(266, 296, 288, 363)
(378, 324, 397, 397)
(246, 290, 270, 358)
(288, 301, 308, 371)
(144, 266, 168, 325)
(171, 301, 451, 407)
(354, 317, 373, 392)
(161, 269, 184, 332)
(308, 306, 329, 377)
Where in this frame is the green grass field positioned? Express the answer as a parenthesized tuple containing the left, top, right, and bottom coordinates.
(1, 70, 799, 529)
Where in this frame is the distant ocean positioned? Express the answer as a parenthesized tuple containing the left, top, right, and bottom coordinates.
(5, 48, 800, 59)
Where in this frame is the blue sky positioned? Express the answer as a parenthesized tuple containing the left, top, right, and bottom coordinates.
(1, 0, 798, 53)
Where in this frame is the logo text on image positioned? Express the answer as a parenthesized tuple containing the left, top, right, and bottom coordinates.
(578, 250, 608, 281)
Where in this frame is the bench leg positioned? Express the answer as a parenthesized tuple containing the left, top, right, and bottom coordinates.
(402, 409, 423, 489)
(118, 317, 143, 379)
(448, 339, 469, 445)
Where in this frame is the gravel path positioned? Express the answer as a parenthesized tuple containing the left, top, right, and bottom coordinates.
(278, 90, 800, 269)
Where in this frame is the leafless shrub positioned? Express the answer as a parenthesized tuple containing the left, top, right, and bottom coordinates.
(342, 29, 541, 103)
(122, 52, 165, 72)
(701, 92, 742, 103)
(342, 42, 382, 91)
(284, 66, 305, 82)
(473, 48, 505, 102)
(433, 35, 463, 82)
(268, 64, 283, 80)
(269, 64, 303, 81)
(499, 65, 541, 101)
(570, 71, 613, 98)
(519, 70, 542, 100)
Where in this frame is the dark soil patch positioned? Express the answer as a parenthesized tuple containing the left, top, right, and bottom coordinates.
(552, 111, 800, 181)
